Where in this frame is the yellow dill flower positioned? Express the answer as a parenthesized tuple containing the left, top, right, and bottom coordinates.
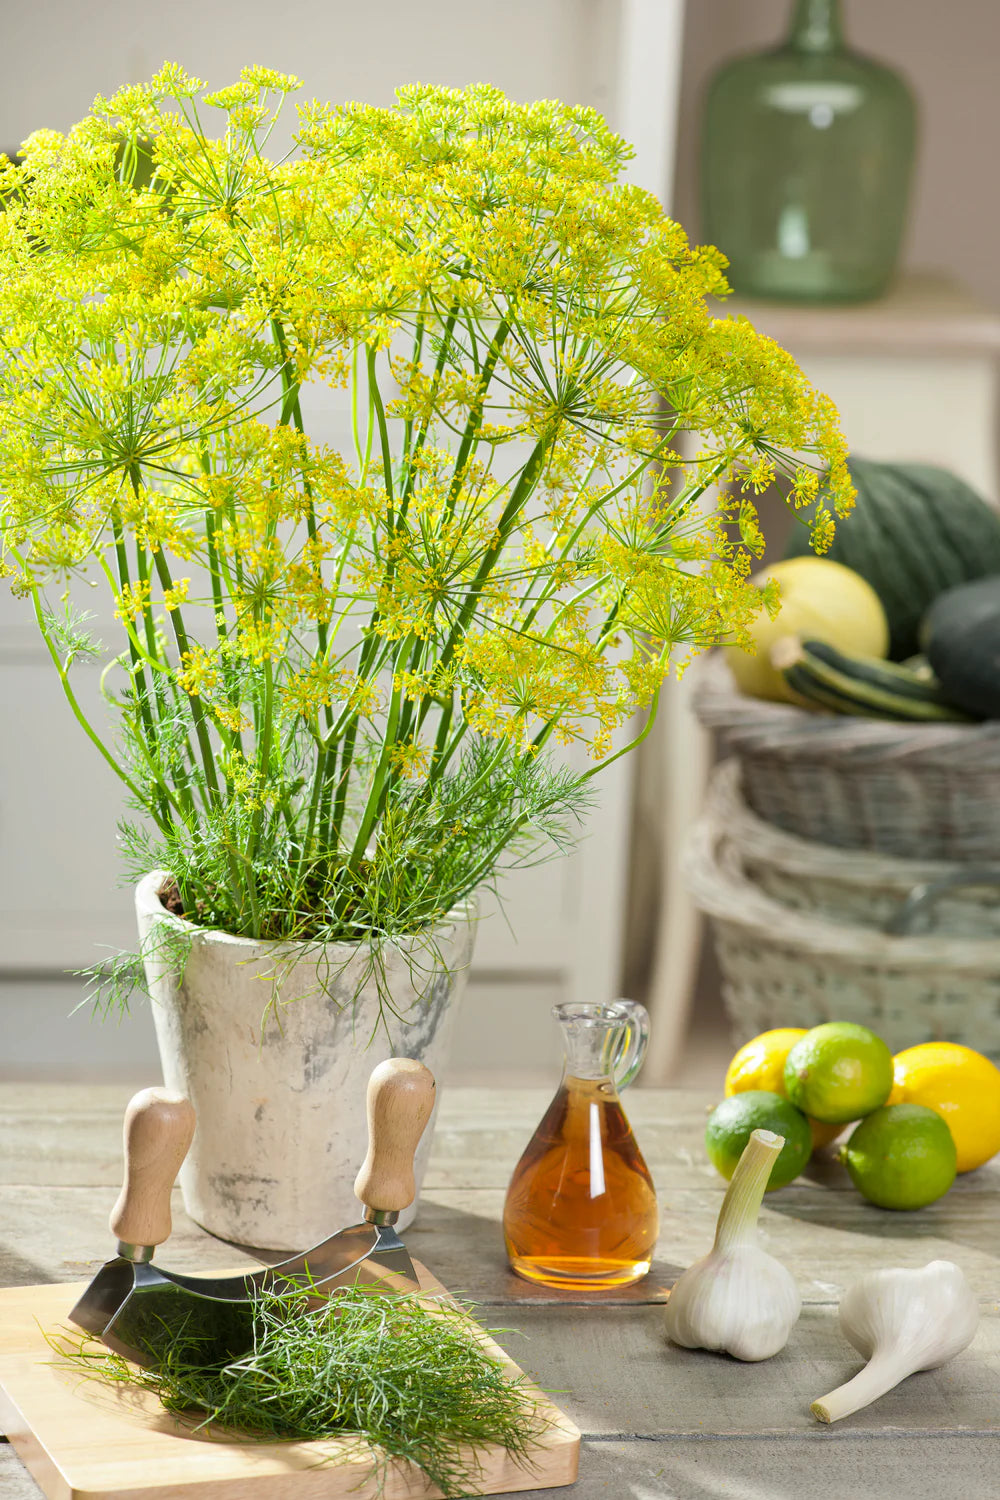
(0, 67, 854, 934)
(162, 577, 190, 611)
(176, 643, 219, 697)
(115, 580, 152, 621)
(389, 739, 430, 780)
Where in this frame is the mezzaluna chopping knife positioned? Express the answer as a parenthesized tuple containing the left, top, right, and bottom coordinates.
(69, 1056, 435, 1366)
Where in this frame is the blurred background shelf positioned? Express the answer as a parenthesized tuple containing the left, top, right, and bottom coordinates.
(640, 268, 1000, 1083)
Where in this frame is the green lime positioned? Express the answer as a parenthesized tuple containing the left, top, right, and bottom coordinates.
(841, 1103, 957, 1210)
(705, 1091, 812, 1190)
(783, 1021, 893, 1124)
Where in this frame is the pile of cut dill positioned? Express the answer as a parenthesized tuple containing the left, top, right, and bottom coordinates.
(54, 1282, 548, 1498)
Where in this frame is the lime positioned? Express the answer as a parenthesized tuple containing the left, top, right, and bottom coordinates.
(705, 1091, 812, 1190)
(841, 1103, 957, 1210)
(783, 1021, 893, 1124)
(724, 1027, 844, 1150)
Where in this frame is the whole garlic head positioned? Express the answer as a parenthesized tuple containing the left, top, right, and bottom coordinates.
(665, 1129, 801, 1362)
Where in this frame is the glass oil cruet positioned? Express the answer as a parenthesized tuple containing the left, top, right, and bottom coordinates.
(503, 1000, 658, 1290)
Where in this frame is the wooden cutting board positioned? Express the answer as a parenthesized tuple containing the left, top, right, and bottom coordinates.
(0, 1262, 580, 1499)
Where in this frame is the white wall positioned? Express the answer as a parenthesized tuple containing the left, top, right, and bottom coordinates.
(0, 0, 619, 151)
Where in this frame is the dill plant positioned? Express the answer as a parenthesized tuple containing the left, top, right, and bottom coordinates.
(0, 67, 852, 982)
(53, 1282, 549, 1498)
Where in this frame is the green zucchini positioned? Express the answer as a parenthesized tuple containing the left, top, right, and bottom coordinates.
(771, 637, 971, 722)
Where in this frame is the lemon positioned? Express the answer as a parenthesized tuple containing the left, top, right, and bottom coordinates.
(784, 1021, 893, 1125)
(841, 1103, 957, 1210)
(725, 1028, 842, 1149)
(889, 1042, 1000, 1173)
(705, 1091, 812, 1190)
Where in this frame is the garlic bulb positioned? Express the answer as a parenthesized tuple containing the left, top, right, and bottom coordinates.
(665, 1129, 800, 1361)
(812, 1260, 979, 1423)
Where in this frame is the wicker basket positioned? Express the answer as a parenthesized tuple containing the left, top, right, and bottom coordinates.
(692, 651, 1000, 861)
(684, 780, 1000, 1059)
(711, 758, 1000, 938)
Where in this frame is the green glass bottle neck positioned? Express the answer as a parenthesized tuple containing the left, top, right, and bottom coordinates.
(785, 0, 845, 53)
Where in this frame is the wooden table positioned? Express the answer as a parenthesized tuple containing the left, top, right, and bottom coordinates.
(2, 1084, 999, 1499)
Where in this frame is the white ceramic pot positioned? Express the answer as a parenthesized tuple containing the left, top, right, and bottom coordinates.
(135, 871, 476, 1250)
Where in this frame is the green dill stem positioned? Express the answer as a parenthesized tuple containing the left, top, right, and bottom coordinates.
(399, 296, 461, 503)
(367, 344, 395, 518)
(428, 713, 468, 786)
(345, 636, 410, 874)
(93, 556, 195, 827)
(150, 550, 223, 809)
(400, 312, 425, 472)
(327, 715, 358, 852)
(392, 314, 511, 754)
(134, 540, 199, 826)
(576, 681, 663, 784)
(200, 448, 246, 764)
(433, 434, 552, 683)
(271, 319, 334, 737)
(444, 316, 510, 509)
(110, 500, 161, 776)
(21, 572, 150, 815)
(301, 737, 329, 862)
(247, 653, 275, 870)
(409, 432, 553, 760)
(351, 341, 374, 482)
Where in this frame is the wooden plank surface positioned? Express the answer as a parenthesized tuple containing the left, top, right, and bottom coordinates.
(3, 1084, 1000, 1499)
(0, 1272, 578, 1500)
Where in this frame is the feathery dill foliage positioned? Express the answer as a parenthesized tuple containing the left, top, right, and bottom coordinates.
(54, 1283, 549, 1499)
(0, 66, 852, 960)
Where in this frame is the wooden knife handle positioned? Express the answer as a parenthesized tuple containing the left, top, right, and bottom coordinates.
(354, 1058, 436, 1217)
(109, 1087, 196, 1256)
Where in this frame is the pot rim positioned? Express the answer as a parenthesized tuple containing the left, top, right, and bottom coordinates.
(134, 869, 478, 956)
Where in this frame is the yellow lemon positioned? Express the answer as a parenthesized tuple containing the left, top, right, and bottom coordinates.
(889, 1042, 1000, 1173)
(725, 1028, 842, 1150)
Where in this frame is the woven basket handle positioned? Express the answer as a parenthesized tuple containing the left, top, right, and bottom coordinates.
(885, 867, 1000, 936)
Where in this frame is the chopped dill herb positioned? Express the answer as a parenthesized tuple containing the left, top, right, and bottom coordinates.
(51, 1281, 548, 1498)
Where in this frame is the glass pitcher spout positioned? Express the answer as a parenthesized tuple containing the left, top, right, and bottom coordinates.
(502, 999, 659, 1290)
(557, 999, 651, 1087)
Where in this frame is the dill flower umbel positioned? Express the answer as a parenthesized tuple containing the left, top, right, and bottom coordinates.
(0, 67, 852, 964)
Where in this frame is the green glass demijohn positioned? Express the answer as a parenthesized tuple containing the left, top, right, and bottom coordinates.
(701, 0, 917, 302)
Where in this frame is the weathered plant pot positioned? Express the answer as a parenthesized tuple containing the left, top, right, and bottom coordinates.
(135, 871, 476, 1250)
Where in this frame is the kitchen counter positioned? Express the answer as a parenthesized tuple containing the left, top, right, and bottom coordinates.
(2, 1083, 998, 1499)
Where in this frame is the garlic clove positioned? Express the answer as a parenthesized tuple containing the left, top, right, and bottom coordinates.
(811, 1260, 979, 1423)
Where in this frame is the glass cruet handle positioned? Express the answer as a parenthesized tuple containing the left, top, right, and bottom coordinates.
(605, 999, 650, 1091)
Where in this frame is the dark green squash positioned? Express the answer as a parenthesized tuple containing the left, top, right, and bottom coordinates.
(784, 457, 1000, 659)
(923, 576, 1000, 720)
